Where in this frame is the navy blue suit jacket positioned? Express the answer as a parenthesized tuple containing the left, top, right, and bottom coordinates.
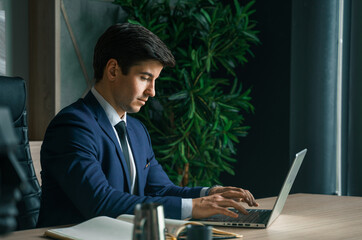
(37, 92, 202, 227)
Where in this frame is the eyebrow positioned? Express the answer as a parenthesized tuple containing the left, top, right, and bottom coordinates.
(140, 72, 154, 78)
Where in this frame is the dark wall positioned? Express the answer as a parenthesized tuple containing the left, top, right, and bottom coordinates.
(221, 0, 292, 199)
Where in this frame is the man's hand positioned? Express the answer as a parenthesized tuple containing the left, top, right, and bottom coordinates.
(191, 187, 259, 219)
(208, 186, 259, 207)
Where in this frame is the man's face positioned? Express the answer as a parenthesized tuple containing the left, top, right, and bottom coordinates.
(111, 60, 163, 117)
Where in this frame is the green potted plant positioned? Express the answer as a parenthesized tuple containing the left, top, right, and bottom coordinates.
(113, 0, 259, 187)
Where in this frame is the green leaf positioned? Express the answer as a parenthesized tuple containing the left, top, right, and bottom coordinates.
(185, 138, 197, 155)
(221, 153, 237, 162)
(191, 49, 196, 61)
(200, 8, 211, 24)
(218, 102, 239, 112)
(195, 96, 212, 122)
(168, 90, 188, 100)
(242, 31, 260, 42)
(234, 0, 241, 16)
(206, 57, 211, 72)
(178, 142, 187, 162)
(168, 137, 184, 147)
(227, 132, 239, 143)
(223, 165, 235, 175)
(224, 120, 233, 131)
(188, 94, 195, 119)
(223, 133, 228, 147)
(127, 19, 141, 25)
(243, 0, 256, 13)
(230, 78, 238, 94)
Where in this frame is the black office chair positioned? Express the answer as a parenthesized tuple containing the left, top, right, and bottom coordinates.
(0, 107, 28, 235)
(0, 76, 41, 230)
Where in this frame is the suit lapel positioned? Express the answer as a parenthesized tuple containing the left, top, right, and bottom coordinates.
(83, 92, 132, 191)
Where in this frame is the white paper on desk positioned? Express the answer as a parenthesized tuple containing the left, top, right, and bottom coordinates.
(46, 216, 133, 240)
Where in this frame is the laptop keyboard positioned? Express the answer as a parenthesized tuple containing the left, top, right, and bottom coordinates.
(205, 209, 271, 224)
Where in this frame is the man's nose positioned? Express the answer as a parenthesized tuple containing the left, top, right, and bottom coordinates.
(145, 80, 156, 97)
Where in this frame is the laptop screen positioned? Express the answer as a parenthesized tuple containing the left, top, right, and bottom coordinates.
(267, 149, 307, 226)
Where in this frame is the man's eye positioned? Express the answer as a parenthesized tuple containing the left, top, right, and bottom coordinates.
(141, 76, 149, 80)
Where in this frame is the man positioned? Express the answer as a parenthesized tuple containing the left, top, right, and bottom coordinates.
(37, 23, 258, 227)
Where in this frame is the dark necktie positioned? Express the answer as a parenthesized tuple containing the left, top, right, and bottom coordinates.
(114, 121, 131, 174)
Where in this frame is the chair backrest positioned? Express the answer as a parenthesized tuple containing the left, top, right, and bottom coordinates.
(0, 76, 41, 230)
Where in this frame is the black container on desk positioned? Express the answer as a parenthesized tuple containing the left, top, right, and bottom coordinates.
(186, 224, 212, 240)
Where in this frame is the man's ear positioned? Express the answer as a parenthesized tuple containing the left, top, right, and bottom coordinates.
(105, 59, 118, 80)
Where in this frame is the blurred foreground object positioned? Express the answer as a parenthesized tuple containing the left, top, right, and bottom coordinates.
(0, 76, 41, 230)
(0, 107, 27, 235)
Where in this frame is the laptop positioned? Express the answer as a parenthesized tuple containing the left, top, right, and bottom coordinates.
(192, 149, 307, 228)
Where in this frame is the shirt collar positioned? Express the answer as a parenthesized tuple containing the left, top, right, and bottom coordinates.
(91, 87, 127, 126)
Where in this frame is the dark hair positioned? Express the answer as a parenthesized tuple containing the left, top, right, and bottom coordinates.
(93, 23, 175, 82)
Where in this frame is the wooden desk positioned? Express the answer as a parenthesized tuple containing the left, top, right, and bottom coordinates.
(2, 193, 362, 240)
